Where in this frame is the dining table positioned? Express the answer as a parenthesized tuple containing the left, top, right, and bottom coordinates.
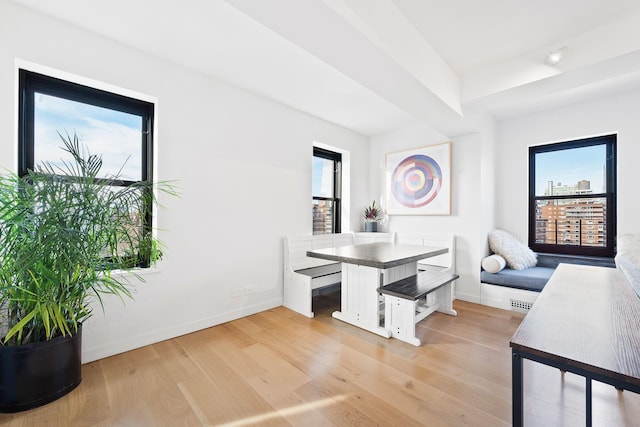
(307, 242, 448, 337)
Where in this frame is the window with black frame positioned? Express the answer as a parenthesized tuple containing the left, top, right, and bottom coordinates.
(528, 134, 616, 257)
(312, 147, 341, 235)
(18, 69, 156, 267)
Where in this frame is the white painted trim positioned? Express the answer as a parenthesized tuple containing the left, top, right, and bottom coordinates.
(313, 140, 351, 232)
(82, 297, 282, 363)
(15, 58, 157, 103)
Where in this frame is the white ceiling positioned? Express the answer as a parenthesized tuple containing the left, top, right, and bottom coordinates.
(11, 0, 640, 137)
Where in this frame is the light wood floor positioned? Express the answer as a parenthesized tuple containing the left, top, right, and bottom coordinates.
(3, 292, 640, 426)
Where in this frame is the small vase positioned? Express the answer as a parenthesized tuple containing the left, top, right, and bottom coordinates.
(365, 222, 378, 232)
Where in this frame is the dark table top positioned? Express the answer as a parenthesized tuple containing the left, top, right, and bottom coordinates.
(307, 242, 447, 269)
(510, 263, 640, 387)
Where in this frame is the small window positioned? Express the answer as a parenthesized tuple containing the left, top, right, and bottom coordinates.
(18, 69, 155, 266)
(312, 147, 341, 234)
(529, 135, 616, 257)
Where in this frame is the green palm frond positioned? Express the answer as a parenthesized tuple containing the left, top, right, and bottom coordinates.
(0, 132, 177, 345)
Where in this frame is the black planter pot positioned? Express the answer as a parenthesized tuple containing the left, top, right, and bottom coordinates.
(0, 325, 82, 413)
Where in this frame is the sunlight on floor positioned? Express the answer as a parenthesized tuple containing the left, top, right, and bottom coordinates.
(219, 394, 350, 427)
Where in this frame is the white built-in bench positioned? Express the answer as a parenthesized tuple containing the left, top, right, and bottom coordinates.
(480, 253, 616, 312)
(353, 231, 396, 244)
(396, 234, 456, 275)
(379, 234, 458, 346)
(283, 232, 395, 317)
(283, 233, 353, 318)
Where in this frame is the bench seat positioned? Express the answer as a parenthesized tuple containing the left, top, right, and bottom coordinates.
(482, 254, 615, 293)
(480, 253, 616, 311)
(295, 263, 342, 292)
(378, 271, 458, 346)
(480, 266, 553, 292)
(379, 271, 459, 300)
(295, 263, 341, 278)
(283, 233, 355, 317)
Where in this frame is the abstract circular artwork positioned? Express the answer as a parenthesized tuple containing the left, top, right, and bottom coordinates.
(390, 154, 443, 208)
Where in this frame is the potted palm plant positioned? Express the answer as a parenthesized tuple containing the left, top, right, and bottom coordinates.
(363, 200, 381, 232)
(0, 133, 176, 412)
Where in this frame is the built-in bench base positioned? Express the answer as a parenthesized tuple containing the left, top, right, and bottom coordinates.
(480, 282, 540, 312)
(379, 271, 458, 346)
(480, 253, 616, 312)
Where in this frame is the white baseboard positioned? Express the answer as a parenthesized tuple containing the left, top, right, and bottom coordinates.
(454, 291, 481, 304)
(82, 297, 282, 363)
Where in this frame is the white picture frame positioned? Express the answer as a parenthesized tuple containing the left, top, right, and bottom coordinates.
(385, 142, 451, 215)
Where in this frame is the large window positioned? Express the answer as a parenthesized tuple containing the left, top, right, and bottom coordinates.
(18, 69, 155, 266)
(312, 147, 341, 234)
(529, 135, 616, 257)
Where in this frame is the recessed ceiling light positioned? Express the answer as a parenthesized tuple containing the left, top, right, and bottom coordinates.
(545, 47, 567, 66)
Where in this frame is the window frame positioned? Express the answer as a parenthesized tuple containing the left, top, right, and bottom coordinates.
(18, 69, 156, 267)
(528, 134, 616, 258)
(313, 146, 342, 234)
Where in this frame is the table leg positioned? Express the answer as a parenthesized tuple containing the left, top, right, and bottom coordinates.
(332, 263, 391, 338)
(434, 284, 458, 316)
(512, 351, 524, 427)
(586, 377, 592, 427)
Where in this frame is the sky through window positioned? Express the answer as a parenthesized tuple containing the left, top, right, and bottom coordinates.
(34, 93, 142, 181)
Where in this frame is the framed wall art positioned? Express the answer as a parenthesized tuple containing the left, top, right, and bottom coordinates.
(385, 141, 451, 215)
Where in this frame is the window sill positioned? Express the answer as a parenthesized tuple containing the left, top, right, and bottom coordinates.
(536, 252, 615, 269)
(111, 264, 164, 280)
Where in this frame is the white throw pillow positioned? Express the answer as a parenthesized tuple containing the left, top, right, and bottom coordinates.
(488, 229, 537, 270)
(482, 254, 507, 273)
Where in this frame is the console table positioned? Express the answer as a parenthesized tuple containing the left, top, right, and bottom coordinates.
(307, 242, 447, 338)
(510, 263, 640, 426)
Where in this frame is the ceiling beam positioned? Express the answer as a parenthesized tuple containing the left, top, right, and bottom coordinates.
(226, 0, 472, 137)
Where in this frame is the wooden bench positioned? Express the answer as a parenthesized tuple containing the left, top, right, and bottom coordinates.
(283, 233, 355, 317)
(283, 232, 396, 317)
(353, 231, 396, 244)
(396, 234, 456, 275)
(379, 271, 458, 346)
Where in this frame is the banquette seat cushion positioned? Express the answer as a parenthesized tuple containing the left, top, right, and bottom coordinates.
(480, 266, 553, 292)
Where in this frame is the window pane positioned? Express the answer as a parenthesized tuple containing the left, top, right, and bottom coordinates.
(313, 199, 334, 234)
(534, 197, 607, 247)
(534, 145, 606, 196)
(34, 93, 142, 181)
(312, 156, 334, 198)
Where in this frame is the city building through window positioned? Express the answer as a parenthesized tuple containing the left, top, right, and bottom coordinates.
(528, 134, 616, 257)
(312, 147, 341, 235)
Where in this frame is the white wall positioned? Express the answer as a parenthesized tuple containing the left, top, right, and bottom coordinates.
(368, 117, 498, 303)
(0, 1, 369, 362)
(497, 87, 640, 240)
(9, 0, 636, 358)
(367, 82, 640, 307)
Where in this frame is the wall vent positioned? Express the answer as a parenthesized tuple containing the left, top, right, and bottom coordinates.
(510, 299, 533, 312)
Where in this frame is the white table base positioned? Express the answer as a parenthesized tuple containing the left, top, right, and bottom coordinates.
(332, 261, 418, 337)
